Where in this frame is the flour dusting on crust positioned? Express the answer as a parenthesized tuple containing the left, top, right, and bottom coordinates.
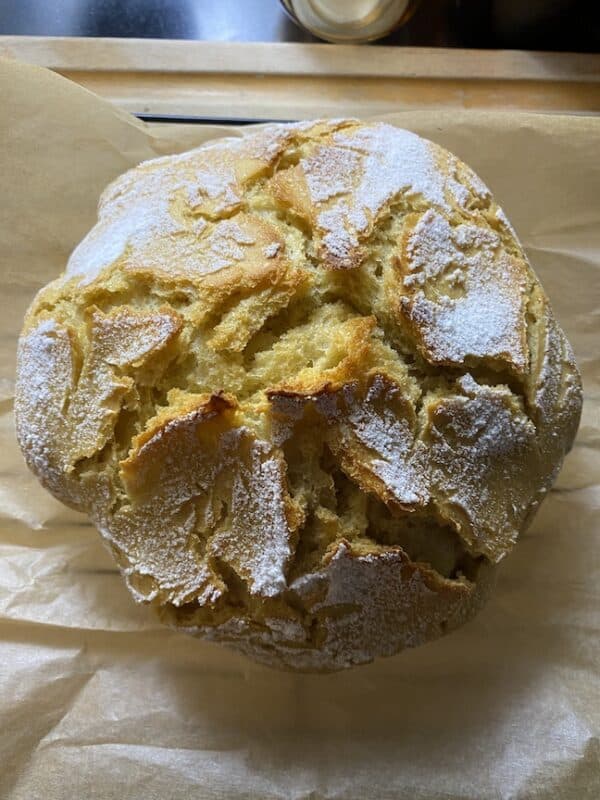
(15, 120, 582, 672)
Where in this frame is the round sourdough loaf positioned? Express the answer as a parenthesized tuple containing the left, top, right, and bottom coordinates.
(15, 120, 582, 671)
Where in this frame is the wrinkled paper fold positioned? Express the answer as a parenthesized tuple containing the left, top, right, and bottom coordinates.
(0, 58, 598, 799)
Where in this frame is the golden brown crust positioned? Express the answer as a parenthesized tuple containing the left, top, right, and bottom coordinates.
(15, 120, 582, 671)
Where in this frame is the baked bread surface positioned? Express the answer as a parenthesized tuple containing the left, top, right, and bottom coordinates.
(15, 120, 582, 671)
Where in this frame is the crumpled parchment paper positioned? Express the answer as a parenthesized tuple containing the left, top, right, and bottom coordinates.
(0, 57, 598, 800)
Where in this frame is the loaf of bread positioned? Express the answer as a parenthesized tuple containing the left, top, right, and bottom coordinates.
(15, 120, 581, 671)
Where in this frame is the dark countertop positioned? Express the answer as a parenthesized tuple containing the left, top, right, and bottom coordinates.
(1, 0, 598, 52)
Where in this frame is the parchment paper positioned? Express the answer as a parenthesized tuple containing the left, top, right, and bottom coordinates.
(0, 58, 598, 800)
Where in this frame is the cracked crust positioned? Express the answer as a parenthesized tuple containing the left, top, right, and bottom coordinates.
(15, 120, 582, 671)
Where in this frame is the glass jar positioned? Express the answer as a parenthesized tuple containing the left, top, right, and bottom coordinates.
(280, 0, 421, 43)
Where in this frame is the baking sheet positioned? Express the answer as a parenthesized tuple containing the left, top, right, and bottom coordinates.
(0, 57, 599, 799)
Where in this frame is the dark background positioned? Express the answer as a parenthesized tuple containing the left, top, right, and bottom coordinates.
(0, 0, 599, 52)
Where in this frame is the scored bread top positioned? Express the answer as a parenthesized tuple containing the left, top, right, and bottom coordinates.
(15, 120, 581, 670)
